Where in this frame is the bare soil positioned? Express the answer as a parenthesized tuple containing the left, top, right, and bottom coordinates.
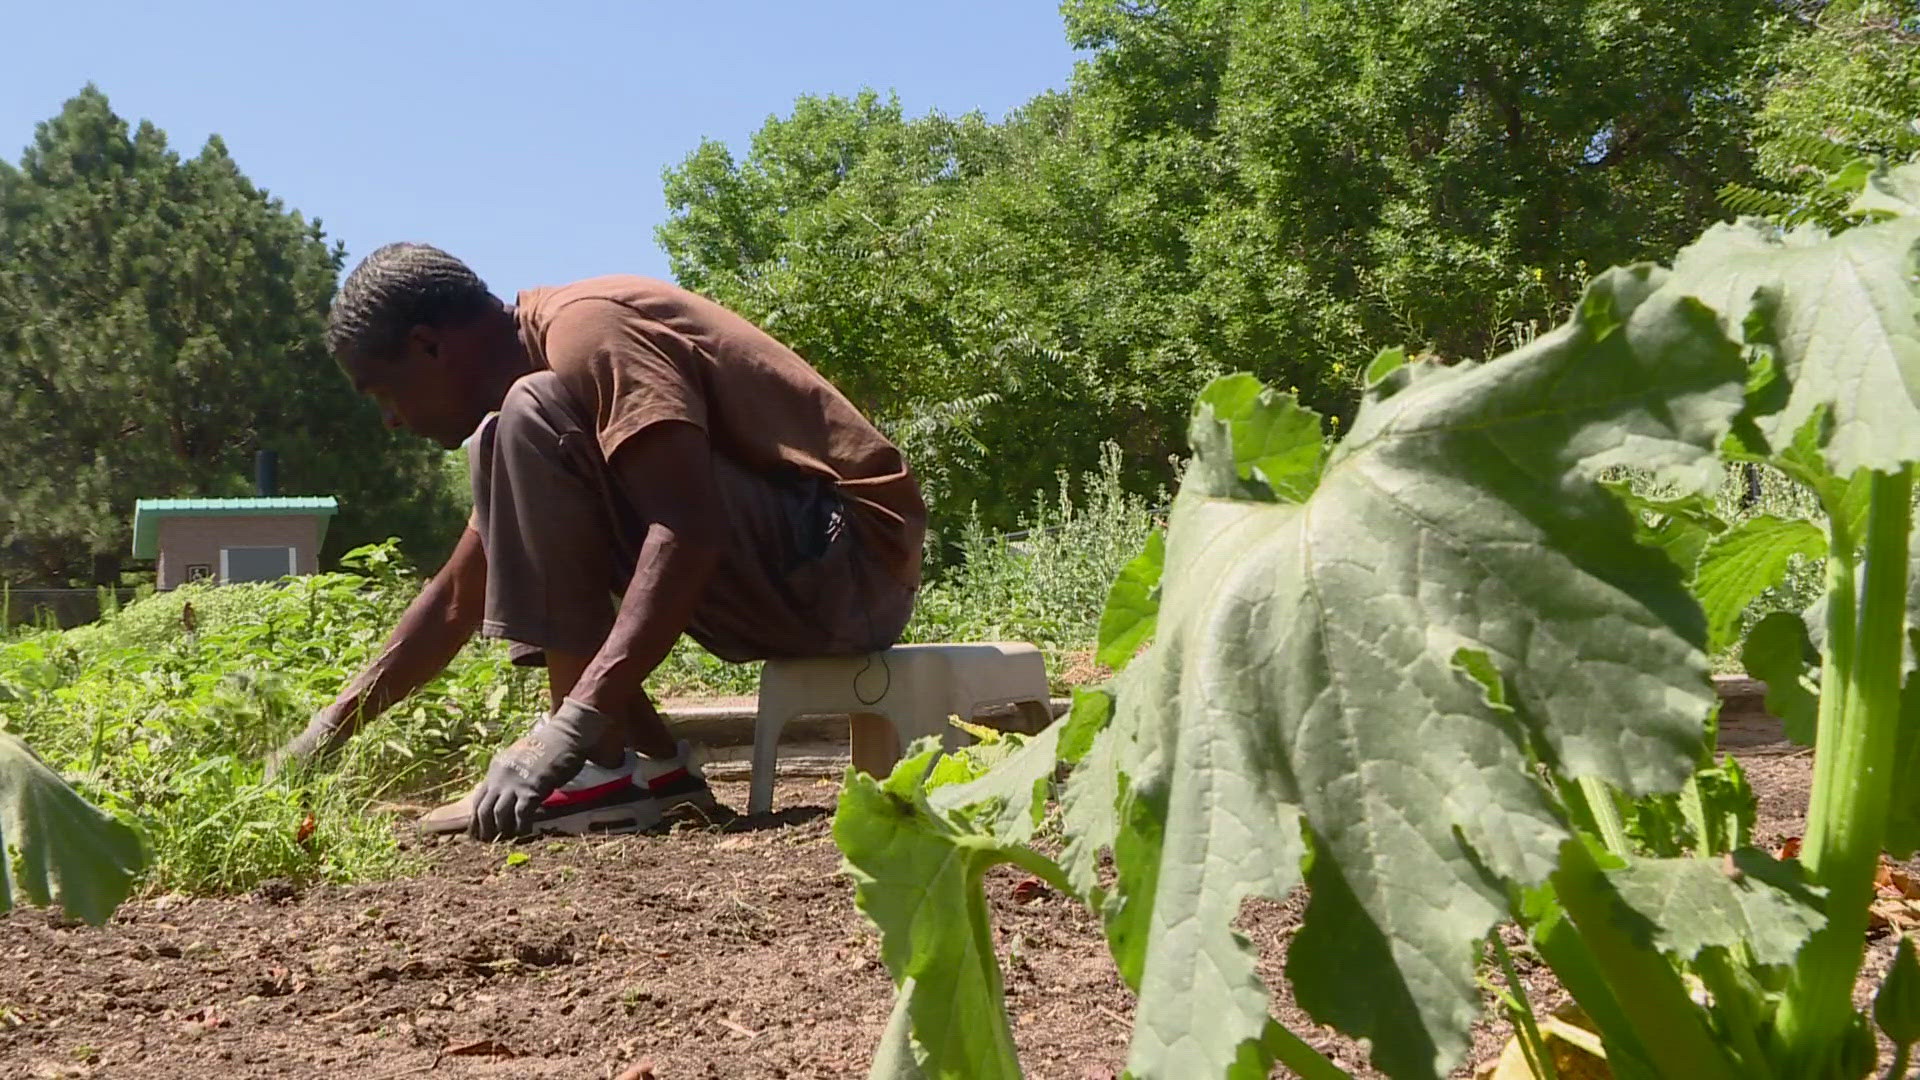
(0, 713, 1897, 1080)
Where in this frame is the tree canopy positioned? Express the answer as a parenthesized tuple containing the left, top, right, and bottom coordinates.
(0, 87, 463, 586)
(659, 0, 1825, 534)
(1732, 0, 1920, 223)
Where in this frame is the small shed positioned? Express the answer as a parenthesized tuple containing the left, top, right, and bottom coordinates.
(132, 497, 340, 590)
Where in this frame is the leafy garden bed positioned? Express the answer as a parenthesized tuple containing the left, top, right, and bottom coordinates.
(0, 455, 1158, 898)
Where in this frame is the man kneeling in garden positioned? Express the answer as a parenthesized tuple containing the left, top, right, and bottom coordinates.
(268, 242, 926, 840)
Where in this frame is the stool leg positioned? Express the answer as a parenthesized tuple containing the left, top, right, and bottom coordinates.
(850, 712, 903, 780)
(749, 708, 791, 817)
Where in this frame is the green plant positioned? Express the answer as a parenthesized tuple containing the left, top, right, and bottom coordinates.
(0, 540, 544, 894)
(833, 161, 1920, 1079)
(0, 449, 1153, 898)
(0, 731, 145, 925)
(905, 441, 1164, 683)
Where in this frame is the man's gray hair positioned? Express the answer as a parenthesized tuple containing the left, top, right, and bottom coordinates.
(327, 242, 496, 360)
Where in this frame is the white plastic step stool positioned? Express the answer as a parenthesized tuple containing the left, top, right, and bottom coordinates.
(747, 642, 1053, 815)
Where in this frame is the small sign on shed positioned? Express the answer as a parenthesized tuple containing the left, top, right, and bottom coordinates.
(132, 497, 339, 590)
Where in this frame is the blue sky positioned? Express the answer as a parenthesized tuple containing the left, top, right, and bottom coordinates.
(3, 1, 1082, 294)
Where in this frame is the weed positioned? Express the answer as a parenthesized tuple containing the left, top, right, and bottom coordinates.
(0, 547, 542, 893)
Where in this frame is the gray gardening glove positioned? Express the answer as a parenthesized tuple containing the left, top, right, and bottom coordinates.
(469, 698, 614, 841)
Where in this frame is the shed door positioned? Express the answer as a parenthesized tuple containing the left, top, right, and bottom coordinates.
(221, 546, 297, 584)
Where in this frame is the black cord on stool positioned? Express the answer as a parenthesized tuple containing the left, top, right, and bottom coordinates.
(837, 493, 897, 707)
(795, 483, 897, 708)
(854, 650, 892, 706)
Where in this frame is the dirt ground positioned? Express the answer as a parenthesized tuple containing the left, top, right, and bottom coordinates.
(0, 714, 1900, 1080)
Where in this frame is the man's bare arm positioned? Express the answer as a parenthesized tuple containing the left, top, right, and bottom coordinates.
(270, 527, 487, 770)
(567, 420, 724, 717)
(334, 525, 489, 730)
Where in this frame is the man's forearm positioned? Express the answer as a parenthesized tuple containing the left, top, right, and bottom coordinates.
(569, 524, 719, 716)
(329, 528, 486, 739)
(565, 420, 725, 722)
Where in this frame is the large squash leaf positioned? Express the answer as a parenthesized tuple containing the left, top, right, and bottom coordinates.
(0, 732, 146, 925)
(1664, 181, 1920, 476)
(1693, 515, 1827, 651)
(1064, 266, 1745, 1079)
(1850, 160, 1920, 221)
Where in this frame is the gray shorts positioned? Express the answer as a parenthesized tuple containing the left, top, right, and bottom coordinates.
(466, 371, 918, 666)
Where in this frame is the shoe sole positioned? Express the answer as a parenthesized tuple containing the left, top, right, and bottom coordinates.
(523, 799, 662, 836)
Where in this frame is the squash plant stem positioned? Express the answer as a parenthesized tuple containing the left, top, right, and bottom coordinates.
(1776, 467, 1913, 1071)
(1551, 837, 1737, 1080)
(1265, 1021, 1355, 1080)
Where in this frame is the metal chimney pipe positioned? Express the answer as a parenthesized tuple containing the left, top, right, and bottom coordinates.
(255, 450, 279, 498)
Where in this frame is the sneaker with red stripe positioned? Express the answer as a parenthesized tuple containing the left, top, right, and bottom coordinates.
(634, 740, 717, 815)
(415, 752, 661, 837)
(525, 752, 663, 834)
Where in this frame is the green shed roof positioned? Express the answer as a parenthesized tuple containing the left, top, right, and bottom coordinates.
(132, 497, 339, 559)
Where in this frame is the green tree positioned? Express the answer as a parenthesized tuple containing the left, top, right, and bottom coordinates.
(1728, 0, 1920, 222)
(662, 91, 1007, 421)
(0, 87, 464, 586)
(1066, 0, 1778, 381)
(660, 2, 1785, 536)
(661, 91, 1220, 534)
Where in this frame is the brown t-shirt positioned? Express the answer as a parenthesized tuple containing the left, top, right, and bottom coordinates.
(512, 275, 926, 587)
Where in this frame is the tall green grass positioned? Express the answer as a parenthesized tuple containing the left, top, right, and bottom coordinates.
(906, 442, 1161, 677)
(0, 545, 546, 894)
